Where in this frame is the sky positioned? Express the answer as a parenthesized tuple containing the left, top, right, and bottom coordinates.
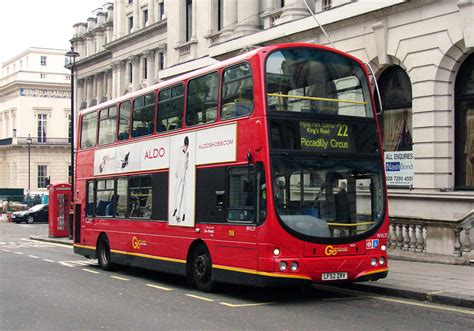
(0, 0, 105, 63)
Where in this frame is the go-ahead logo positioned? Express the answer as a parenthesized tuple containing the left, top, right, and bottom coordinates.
(324, 245, 348, 256)
(132, 236, 147, 250)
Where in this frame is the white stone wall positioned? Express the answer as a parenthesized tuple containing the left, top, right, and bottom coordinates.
(70, 0, 474, 222)
(0, 48, 72, 191)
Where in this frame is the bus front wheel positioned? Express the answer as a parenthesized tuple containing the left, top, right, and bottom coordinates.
(97, 236, 114, 271)
(192, 246, 216, 292)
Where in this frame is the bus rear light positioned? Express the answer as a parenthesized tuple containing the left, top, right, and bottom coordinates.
(370, 258, 377, 267)
(273, 248, 280, 256)
(379, 257, 385, 265)
(381, 245, 387, 251)
(279, 261, 288, 271)
(290, 262, 298, 272)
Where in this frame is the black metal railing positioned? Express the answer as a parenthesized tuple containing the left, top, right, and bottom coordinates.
(0, 136, 70, 146)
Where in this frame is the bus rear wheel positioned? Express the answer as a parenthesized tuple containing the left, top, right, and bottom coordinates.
(97, 236, 114, 271)
(192, 246, 216, 292)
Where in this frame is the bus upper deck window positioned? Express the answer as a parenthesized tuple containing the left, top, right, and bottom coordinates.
(221, 63, 254, 120)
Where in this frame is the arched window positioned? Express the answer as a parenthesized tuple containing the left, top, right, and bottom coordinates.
(376, 66, 413, 152)
(455, 54, 474, 189)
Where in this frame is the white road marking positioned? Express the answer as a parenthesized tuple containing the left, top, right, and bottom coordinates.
(2, 249, 11, 252)
(14, 252, 24, 255)
(219, 302, 274, 308)
(58, 260, 96, 268)
(110, 276, 130, 281)
(82, 268, 100, 274)
(43, 259, 55, 263)
(28, 255, 39, 259)
(146, 284, 173, 291)
(185, 294, 215, 302)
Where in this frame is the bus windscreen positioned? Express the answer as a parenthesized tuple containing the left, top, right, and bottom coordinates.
(265, 48, 374, 118)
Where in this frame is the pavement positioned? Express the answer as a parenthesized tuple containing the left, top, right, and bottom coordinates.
(29, 234, 474, 309)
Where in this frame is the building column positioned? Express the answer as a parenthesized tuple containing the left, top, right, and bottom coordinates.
(148, 0, 155, 25)
(133, 0, 140, 31)
(144, 50, 155, 87)
(114, 0, 124, 38)
(106, 68, 112, 100)
(234, 0, 260, 36)
(112, 61, 119, 98)
(96, 72, 104, 103)
(221, 0, 237, 38)
(86, 76, 93, 107)
(131, 55, 140, 91)
(279, 0, 310, 23)
(77, 79, 85, 110)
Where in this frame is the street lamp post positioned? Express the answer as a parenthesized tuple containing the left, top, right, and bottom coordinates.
(66, 46, 80, 239)
(26, 134, 32, 195)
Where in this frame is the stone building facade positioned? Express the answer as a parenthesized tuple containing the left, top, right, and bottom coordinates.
(71, 0, 473, 257)
(0, 48, 71, 194)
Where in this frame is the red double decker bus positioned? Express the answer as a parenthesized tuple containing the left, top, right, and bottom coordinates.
(74, 43, 388, 291)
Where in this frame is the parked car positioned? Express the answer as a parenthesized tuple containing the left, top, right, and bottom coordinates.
(11, 204, 49, 224)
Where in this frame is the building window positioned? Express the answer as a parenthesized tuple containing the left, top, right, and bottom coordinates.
(159, 2, 165, 20)
(455, 53, 474, 189)
(159, 52, 164, 70)
(37, 114, 47, 143)
(37, 165, 48, 188)
(40, 73, 47, 79)
(68, 165, 72, 184)
(217, 0, 223, 31)
(186, 0, 193, 41)
(128, 16, 134, 32)
(143, 9, 148, 26)
(322, 0, 332, 11)
(376, 66, 413, 152)
(129, 62, 133, 83)
(128, 0, 133, 4)
(143, 57, 148, 80)
(40, 56, 47, 66)
(68, 114, 72, 143)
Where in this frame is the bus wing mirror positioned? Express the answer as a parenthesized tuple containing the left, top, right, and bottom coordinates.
(364, 62, 383, 117)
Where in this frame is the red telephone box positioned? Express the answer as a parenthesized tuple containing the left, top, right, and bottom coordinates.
(48, 183, 71, 238)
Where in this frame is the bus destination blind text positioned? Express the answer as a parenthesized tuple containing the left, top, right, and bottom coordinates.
(299, 121, 353, 153)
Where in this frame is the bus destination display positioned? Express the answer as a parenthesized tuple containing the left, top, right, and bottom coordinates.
(299, 121, 353, 153)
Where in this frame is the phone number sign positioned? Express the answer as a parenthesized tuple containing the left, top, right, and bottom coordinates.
(385, 151, 413, 187)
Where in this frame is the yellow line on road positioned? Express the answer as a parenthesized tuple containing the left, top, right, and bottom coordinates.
(219, 302, 274, 308)
(371, 296, 474, 315)
(185, 294, 215, 302)
(82, 268, 100, 274)
(110, 276, 130, 281)
(146, 284, 173, 291)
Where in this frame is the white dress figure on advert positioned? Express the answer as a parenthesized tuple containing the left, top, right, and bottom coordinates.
(173, 136, 189, 222)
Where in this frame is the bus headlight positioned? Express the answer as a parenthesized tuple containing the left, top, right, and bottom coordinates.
(279, 261, 288, 271)
(379, 257, 385, 265)
(381, 245, 387, 251)
(273, 248, 280, 256)
(290, 262, 298, 272)
(370, 258, 377, 267)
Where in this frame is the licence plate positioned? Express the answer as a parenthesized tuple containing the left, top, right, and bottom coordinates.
(322, 272, 348, 281)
